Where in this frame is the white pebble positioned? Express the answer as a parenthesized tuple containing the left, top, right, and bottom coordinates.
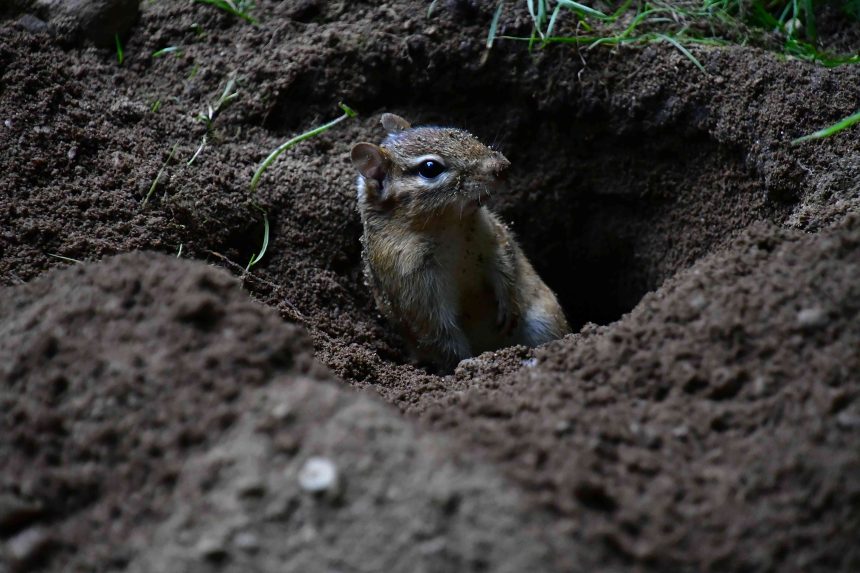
(298, 457, 338, 493)
(797, 306, 827, 329)
(7, 527, 49, 562)
(271, 402, 292, 420)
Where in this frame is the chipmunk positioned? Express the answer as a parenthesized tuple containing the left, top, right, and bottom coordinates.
(351, 113, 570, 372)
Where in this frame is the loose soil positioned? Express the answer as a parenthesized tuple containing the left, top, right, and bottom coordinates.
(1, 1, 858, 572)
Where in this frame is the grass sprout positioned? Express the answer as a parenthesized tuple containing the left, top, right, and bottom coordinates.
(48, 253, 83, 264)
(143, 142, 178, 208)
(115, 34, 124, 65)
(792, 109, 860, 144)
(527, 0, 549, 40)
(194, 0, 257, 24)
(487, 2, 505, 48)
(245, 102, 358, 271)
(152, 46, 181, 58)
(188, 76, 239, 166)
(246, 210, 269, 270)
(250, 102, 358, 193)
(556, 0, 610, 21)
(656, 32, 707, 74)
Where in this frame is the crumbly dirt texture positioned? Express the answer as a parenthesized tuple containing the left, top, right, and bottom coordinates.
(1, 1, 859, 572)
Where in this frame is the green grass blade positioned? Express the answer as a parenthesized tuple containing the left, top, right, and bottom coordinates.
(526, 0, 545, 38)
(617, 8, 668, 39)
(246, 211, 269, 270)
(556, 0, 611, 20)
(187, 134, 207, 166)
(194, 0, 257, 24)
(791, 109, 860, 144)
(48, 253, 83, 264)
(339, 102, 358, 118)
(487, 1, 505, 48)
(527, 0, 537, 22)
(250, 102, 358, 193)
(608, 0, 634, 21)
(143, 142, 179, 207)
(152, 46, 180, 58)
(656, 33, 708, 75)
(545, 4, 562, 39)
(115, 34, 124, 65)
(802, 0, 816, 40)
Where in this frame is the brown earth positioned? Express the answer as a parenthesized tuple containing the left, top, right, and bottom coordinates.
(1, 0, 859, 572)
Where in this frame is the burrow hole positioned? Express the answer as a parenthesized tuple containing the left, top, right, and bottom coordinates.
(353, 105, 786, 332)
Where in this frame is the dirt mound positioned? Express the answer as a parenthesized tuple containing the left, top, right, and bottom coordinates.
(1, 0, 859, 571)
(128, 378, 582, 573)
(0, 252, 313, 569)
(405, 216, 860, 571)
(0, 253, 577, 572)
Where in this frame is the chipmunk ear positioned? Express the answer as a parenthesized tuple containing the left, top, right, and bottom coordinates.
(380, 113, 411, 133)
(351, 143, 390, 201)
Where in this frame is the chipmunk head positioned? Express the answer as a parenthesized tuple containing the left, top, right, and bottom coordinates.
(351, 114, 510, 222)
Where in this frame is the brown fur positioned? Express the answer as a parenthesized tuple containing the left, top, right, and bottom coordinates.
(351, 114, 570, 371)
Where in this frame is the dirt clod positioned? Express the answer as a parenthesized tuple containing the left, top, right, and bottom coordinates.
(34, 0, 140, 46)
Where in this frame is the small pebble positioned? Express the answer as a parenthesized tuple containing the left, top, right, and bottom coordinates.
(7, 527, 51, 563)
(836, 411, 860, 428)
(688, 293, 706, 310)
(797, 306, 827, 329)
(271, 402, 292, 420)
(298, 457, 338, 493)
(233, 532, 260, 553)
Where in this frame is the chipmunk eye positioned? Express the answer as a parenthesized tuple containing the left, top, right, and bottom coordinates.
(416, 160, 446, 179)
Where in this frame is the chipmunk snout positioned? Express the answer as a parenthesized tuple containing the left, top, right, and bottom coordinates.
(480, 152, 511, 180)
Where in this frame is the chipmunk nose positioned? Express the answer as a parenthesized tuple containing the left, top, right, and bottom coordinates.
(482, 152, 511, 179)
